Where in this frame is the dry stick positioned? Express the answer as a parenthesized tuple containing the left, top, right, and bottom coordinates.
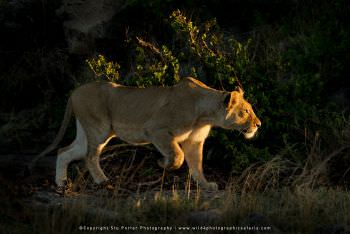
(138, 177, 162, 187)
(136, 37, 161, 56)
(125, 156, 147, 185)
(159, 168, 166, 197)
(117, 151, 136, 188)
(102, 149, 147, 162)
(114, 153, 135, 196)
(343, 167, 350, 179)
(103, 143, 152, 154)
(124, 151, 137, 172)
(171, 176, 179, 201)
(102, 143, 133, 153)
(136, 36, 179, 70)
(101, 150, 129, 162)
(186, 172, 192, 200)
(114, 187, 133, 194)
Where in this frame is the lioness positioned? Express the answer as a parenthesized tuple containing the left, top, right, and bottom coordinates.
(31, 77, 261, 191)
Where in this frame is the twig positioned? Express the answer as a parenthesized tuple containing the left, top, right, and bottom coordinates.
(103, 143, 134, 153)
(125, 156, 147, 185)
(138, 177, 162, 187)
(136, 37, 161, 55)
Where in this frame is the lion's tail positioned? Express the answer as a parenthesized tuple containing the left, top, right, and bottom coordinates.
(28, 97, 73, 170)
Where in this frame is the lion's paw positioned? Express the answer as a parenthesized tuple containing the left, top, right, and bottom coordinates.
(55, 180, 72, 196)
(158, 157, 183, 170)
(157, 158, 172, 169)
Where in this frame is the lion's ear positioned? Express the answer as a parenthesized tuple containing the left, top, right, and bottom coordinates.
(223, 92, 236, 109)
(224, 93, 231, 106)
(234, 86, 244, 95)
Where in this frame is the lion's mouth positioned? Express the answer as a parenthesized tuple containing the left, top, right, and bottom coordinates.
(242, 128, 252, 134)
(242, 128, 257, 139)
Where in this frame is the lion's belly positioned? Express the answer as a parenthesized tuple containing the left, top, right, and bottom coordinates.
(114, 127, 150, 145)
(114, 125, 193, 144)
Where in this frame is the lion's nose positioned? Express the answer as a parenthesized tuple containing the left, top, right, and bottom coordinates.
(256, 121, 261, 128)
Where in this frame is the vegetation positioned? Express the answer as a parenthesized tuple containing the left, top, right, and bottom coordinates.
(2, 152, 350, 233)
(0, 0, 350, 232)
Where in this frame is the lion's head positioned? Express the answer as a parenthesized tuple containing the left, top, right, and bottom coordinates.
(218, 87, 261, 139)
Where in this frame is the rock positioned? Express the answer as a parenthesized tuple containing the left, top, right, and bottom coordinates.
(25, 190, 119, 222)
(57, 0, 128, 54)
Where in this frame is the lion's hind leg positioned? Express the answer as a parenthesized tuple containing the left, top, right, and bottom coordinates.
(84, 127, 115, 185)
(55, 120, 87, 187)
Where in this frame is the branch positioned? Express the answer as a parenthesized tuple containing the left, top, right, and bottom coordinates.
(136, 37, 161, 55)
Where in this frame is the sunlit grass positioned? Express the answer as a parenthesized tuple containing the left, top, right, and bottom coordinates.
(25, 180, 350, 234)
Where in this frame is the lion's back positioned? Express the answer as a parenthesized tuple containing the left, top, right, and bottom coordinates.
(71, 81, 117, 125)
(69, 78, 214, 131)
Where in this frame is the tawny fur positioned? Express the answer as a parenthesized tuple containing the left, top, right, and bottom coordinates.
(32, 77, 261, 190)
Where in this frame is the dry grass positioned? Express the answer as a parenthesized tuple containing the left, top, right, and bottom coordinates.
(2, 116, 350, 234)
(21, 146, 350, 234)
(21, 174, 350, 234)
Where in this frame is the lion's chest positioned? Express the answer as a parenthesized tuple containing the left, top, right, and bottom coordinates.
(174, 124, 211, 143)
(174, 130, 193, 142)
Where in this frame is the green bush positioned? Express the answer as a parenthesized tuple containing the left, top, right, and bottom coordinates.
(86, 55, 121, 83)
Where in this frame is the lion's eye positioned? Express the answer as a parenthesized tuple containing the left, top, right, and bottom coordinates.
(245, 109, 249, 114)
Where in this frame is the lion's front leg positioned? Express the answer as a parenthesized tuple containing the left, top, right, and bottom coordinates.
(182, 140, 218, 191)
(150, 131, 184, 170)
